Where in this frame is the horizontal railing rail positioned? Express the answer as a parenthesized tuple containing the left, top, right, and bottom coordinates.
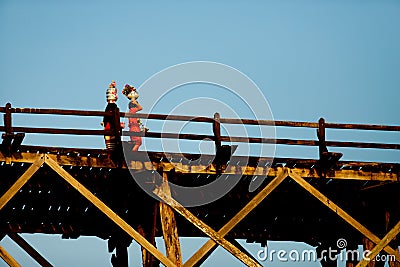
(0, 103, 399, 151)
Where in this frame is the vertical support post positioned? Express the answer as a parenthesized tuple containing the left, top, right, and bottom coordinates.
(213, 113, 221, 149)
(114, 244, 128, 267)
(110, 106, 123, 165)
(212, 112, 237, 172)
(362, 238, 376, 267)
(2, 103, 13, 161)
(317, 117, 327, 156)
(4, 103, 12, 135)
(316, 117, 342, 177)
(113, 106, 122, 147)
(159, 172, 182, 266)
(389, 249, 400, 267)
(138, 204, 160, 267)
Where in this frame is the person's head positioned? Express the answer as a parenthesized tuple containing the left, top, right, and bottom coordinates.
(123, 84, 139, 100)
(106, 87, 118, 103)
(109, 80, 116, 88)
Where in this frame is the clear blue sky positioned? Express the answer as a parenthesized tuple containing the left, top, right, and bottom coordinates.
(0, 1, 399, 266)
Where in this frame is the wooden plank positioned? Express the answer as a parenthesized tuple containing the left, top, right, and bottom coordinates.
(325, 122, 400, 131)
(0, 155, 44, 210)
(0, 151, 397, 181)
(0, 245, 21, 267)
(220, 117, 318, 128)
(159, 172, 182, 266)
(121, 112, 214, 123)
(8, 233, 53, 267)
(356, 221, 400, 267)
(288, 170, 400, 263)
(11, 107, 110, 117)
(6, 106, 399, 131)
(44, 155, 176, 267)
(184, 168, 288, 267)
(5, 129, 398, 150)
(154, 188, 262, 267)
(11, 127, 112, 136)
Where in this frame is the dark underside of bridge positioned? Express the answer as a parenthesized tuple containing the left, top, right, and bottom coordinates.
(1, 145, 399, 261)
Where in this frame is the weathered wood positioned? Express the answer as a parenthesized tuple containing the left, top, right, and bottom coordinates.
(0, 151, 397, 182)
(44, 155, 176, 267)
(11, 107, 111, 117)
(0, 155, 44, 210)
(220, 117, 317, 127)
(4, 103, 12, 134)
(2, 106, 398, 149)
(184, 168, 288, 267)
(362, 238, 376, 267)
(159, 172, 182, 266)
(213, 113, 221, 149)
(390, 252, 400, 267)
(121, 112, 214, 123)
(220, 118, 400, 131)
(8, 233, 53, 267)
(137, 225, 159, 267)
(154, 187, 262, 267)
(288, 170, 400, 263)
(137, 203, 160, 267)
(5, 105, 399, 131)
(0, 245, 21, 267)
(357, 221, 400, 267)
(221, 136, 399, 149)
(11, 127, 112, 136)
(325, 123, 400, 131)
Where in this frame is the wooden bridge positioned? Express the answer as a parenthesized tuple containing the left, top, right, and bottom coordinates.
(0, 103, 399, 267)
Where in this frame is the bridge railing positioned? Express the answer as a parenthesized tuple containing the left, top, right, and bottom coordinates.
(0, 103, 399, 152)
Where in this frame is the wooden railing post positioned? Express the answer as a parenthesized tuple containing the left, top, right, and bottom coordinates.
(213, 112, 221, 149)
(4, 103, 12, 135)
(317, 117, 327, 157)
(159, 171, 183, 266)
(2, 103, 13, 159)
(317, 117, 342, 177)
(112, 106, 122, 147)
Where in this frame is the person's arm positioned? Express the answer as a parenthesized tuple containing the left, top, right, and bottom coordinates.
(131, 99, 143, 111)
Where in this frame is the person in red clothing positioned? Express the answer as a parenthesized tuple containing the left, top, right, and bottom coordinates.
(103, 80, 120, 150)
(123, 84, 143, 151)
(128, 98, 143, 151)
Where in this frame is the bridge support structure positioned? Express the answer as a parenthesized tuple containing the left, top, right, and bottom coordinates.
(0, 152, 399, 267)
